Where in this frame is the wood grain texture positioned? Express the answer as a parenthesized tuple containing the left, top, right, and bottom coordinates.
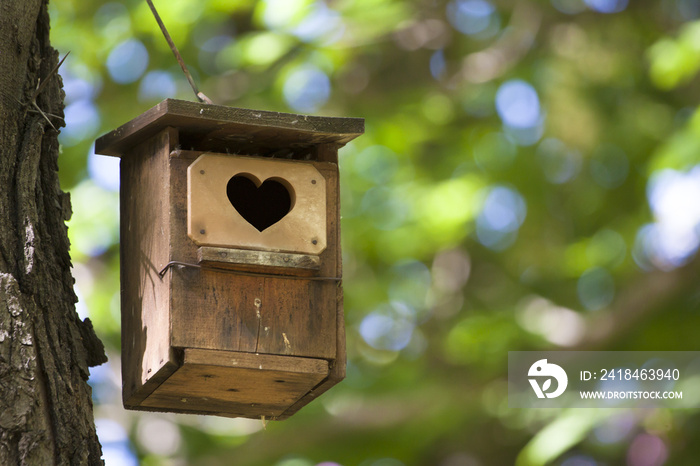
(170, 152, 339, 360)
(140, 349, 328, 418)
(254, 161, 340, 358)
(95, 99, 364, 159)
(184, 348, 328, 373)
(198, 247, 321, 276)
(120, 127, 176, 405)
(187, 154, 327, 255)
(276, 157, 346, 419)
(0, 1, 106, 461)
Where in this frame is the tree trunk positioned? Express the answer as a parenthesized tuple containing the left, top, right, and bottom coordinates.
(0, 1, 107, 464)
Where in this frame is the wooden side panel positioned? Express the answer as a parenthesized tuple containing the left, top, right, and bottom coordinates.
(120, 128, 176, 404)
(169, 154, 338, 360)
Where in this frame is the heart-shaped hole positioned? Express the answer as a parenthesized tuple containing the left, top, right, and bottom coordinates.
(226, 174, 293, 232)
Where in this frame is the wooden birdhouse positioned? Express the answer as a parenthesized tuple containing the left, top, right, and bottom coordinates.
(95, 99, 363, 419)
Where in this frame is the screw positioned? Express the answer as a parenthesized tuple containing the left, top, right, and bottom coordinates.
(311, 179, 316, 184)
(312, 239, 318, 245)
(200, 229, 206, 235)
(200, 170, 205, 175)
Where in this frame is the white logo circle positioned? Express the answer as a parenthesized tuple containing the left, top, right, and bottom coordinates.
(528, 359, 568, 399)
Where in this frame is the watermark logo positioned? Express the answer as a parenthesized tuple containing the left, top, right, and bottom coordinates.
(528, 359, 568, 399)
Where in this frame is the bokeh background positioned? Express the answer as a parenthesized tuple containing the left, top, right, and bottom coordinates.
(50, 0, 700, 464)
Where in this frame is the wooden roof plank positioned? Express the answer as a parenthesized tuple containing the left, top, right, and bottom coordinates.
(95, 99, 364, 158)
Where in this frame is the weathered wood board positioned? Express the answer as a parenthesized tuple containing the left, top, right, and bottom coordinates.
(197, 247, 321, 276)
(140, 349, 328, 417)
(95, 99, 364, 159)
(119, 127, 176, 406)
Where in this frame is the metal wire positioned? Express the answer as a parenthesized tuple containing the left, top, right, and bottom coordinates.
(158, 260, 342, 282)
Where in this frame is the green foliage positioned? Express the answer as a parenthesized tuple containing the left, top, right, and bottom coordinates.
(52, 0, 700, 464)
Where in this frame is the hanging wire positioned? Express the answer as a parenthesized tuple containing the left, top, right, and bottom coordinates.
(158, 260, 342, 282)
(145, 0, 213, 104)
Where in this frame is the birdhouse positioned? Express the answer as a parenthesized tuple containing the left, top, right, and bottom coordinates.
(95, 99, 363, 419)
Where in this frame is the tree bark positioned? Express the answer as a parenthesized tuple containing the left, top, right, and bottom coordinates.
(0, 1, 107, 464)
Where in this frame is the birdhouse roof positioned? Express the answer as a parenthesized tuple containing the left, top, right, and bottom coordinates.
(95, 99, 364, 158)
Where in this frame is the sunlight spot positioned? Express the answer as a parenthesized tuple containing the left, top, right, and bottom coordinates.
(496, 80, 541, 129)
(283, 65, 330, 113)
(96, 418, 137, 466)
(138, 70, 176, 101)
(634, 166, 700, 270)
(137, 417, 181, 456)
(107, 39, 148, 84)
(584, 0, 628, 14)
(88, 145, 120, 192)
(593, 412, 637, 444)
(293, 2, 344, 43)
(518, 297, 586, 347)
(60, 100, 100, 147)
(430, 50, 447, 80)
(447, 0, 500, 39)
(359, 302, 416, 351)
(476, 186, 527, 250)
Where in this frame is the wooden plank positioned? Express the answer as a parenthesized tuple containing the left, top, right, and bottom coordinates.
(123, 360, 179, 409)
(257, 279, 335, 358)
(95, 99, 364, 158)
(198, 247, 320, 276)
(140, 350, 328, 418)
(184, 348, 328, 373)
(170, 267, 262, 353)
(276, 289, 346, 419)
(120, 127, 176, 404)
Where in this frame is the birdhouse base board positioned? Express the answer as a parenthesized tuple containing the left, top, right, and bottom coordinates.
(125, 349, 330, 419)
